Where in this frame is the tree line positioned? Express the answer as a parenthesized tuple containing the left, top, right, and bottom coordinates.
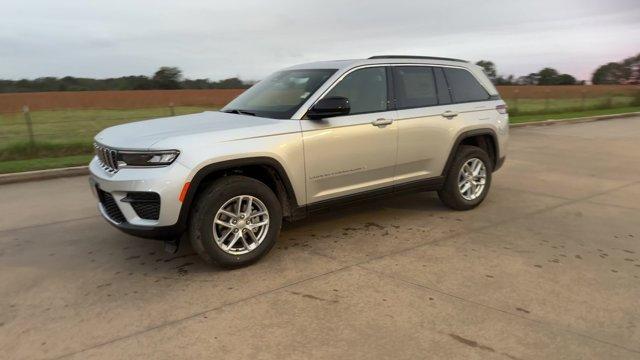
(0, 67, 252, 93)
(476, 53, 639, 85)
(2, 54, 638, 92)
(591, 53, 640, 84)
(476, 60, 583, 85)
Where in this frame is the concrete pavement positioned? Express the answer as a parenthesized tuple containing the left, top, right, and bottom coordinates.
(1, 117, 639, 359)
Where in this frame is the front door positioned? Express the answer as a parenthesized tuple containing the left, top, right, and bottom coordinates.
(300, 66, 398, 204)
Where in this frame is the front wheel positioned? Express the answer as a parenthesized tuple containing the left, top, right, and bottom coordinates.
(189, 175, 282, 268)
(438, 145, 493, 211)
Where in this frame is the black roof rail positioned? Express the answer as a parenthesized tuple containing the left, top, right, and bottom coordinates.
(368, 55, 468, 63)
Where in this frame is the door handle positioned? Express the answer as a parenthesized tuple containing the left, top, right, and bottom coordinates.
(441, 110, 458, 119)
(372, 118, 393, 127)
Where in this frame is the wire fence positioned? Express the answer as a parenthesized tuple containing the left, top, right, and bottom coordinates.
(0, 86, 639, 162)
(0, 105, 216, 143)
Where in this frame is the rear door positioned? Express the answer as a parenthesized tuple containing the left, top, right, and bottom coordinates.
(393, 65, 495, 183)
(393, 65, 454, 184)
(301, 66, 398, 204)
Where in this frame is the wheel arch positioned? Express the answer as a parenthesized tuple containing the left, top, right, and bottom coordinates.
(176, 157, 303, 233)
(441, 129, 500, 177)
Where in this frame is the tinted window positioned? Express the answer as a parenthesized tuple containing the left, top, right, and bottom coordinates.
(392, 66, 438, 109)
(223, 69, 336, 119)
(434, 67, 452, 105)
(324, 67, 387, 115)
(443, 68, 490, 103)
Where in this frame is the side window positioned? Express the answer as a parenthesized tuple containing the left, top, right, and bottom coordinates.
(434, 67, 452, 105)
(392, 66, 438, 109)
(443, 68, 490, 103)
(324, 67, 387, 115)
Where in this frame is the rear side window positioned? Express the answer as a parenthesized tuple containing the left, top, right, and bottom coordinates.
(392, 66, 438, 109)
(443, 68, 490, 103)
(324, 67, 388, 115)
(434, 67, 452, 105)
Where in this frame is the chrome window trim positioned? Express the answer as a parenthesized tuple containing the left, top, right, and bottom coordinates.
(292, 62, 494, 120)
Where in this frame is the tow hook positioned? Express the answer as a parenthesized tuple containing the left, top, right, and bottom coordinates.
(163, 237, 181, 254)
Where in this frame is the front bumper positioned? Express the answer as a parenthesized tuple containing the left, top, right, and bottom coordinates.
(89, 157, 192, 239)
(494, 156, 506, 172)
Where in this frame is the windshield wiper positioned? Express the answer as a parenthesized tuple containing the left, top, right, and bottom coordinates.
(223, 109, 256, 116)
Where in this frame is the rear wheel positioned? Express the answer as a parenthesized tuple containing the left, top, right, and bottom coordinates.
(438, 145, 492, 210)
(189, 175, 282, 268)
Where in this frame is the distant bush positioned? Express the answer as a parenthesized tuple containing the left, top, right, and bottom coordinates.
(592, 53, 640, 84)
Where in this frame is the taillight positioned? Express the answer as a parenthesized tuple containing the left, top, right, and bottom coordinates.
(496, 104, 508, 114)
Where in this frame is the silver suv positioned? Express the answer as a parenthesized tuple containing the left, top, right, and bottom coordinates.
(90, 55, 509, 267)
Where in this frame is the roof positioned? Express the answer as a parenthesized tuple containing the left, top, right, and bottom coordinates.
(368, 55, 468, 63)
(286, 56, 473, 71)
(285, 59, 360, 70)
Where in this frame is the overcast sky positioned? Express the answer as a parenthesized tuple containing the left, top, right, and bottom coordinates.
(1, 0, 639, 81)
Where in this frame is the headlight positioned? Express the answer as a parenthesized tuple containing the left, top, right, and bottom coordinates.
(117, 150, 180, 167)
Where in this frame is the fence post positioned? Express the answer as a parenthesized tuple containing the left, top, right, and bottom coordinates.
(544, 90, 550, 112)
(22, 105, 35, 148)
(169, 102, 175, 116)
(580, 90, 586, 111)
(605, 96, 613, 109)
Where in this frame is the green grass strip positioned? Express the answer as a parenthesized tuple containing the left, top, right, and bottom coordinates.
(0, 154, 93, 174)
(1, 107, 639, 174)
(510, 106, 640, 124)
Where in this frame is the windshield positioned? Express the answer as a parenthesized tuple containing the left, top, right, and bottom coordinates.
(222, 68, 337, 119)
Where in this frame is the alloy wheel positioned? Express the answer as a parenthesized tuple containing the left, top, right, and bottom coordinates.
(212, 195, 270, 255)
(458, 158, 487, 201)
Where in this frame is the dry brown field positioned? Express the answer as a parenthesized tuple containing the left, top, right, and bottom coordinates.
(0, 86, 638, 113)
(0, 89, 244, 113)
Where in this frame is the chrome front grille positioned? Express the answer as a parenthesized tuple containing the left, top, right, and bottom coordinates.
(94, 143, 119, 173)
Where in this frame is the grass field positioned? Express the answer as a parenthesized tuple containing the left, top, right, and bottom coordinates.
(0, 154, 94, 174)
(509, 106, 640, 123)
(1, 89, 639, 174)
(505, 96, 636, 115)
(0, 106, 216, 149)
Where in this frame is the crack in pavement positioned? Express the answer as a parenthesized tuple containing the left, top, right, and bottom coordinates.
(48, 264, 358, 360)
(358, 266, 640, 355)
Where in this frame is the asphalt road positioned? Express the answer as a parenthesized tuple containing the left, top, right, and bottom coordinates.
(1, 117, 640, 360)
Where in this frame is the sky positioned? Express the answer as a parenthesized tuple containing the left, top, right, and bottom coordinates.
(1, 0, 639, 82)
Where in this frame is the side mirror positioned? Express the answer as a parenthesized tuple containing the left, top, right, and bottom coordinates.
(307, 96, 350, 120)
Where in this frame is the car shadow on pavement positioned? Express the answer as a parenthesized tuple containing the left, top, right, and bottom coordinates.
(85, 191, 450, 278)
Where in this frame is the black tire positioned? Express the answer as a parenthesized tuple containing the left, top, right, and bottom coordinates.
(189, 175, 282, 268)
(438, 145, 493, 211)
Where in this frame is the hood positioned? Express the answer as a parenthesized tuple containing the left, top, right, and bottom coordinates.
(94, 111, 292, 149)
